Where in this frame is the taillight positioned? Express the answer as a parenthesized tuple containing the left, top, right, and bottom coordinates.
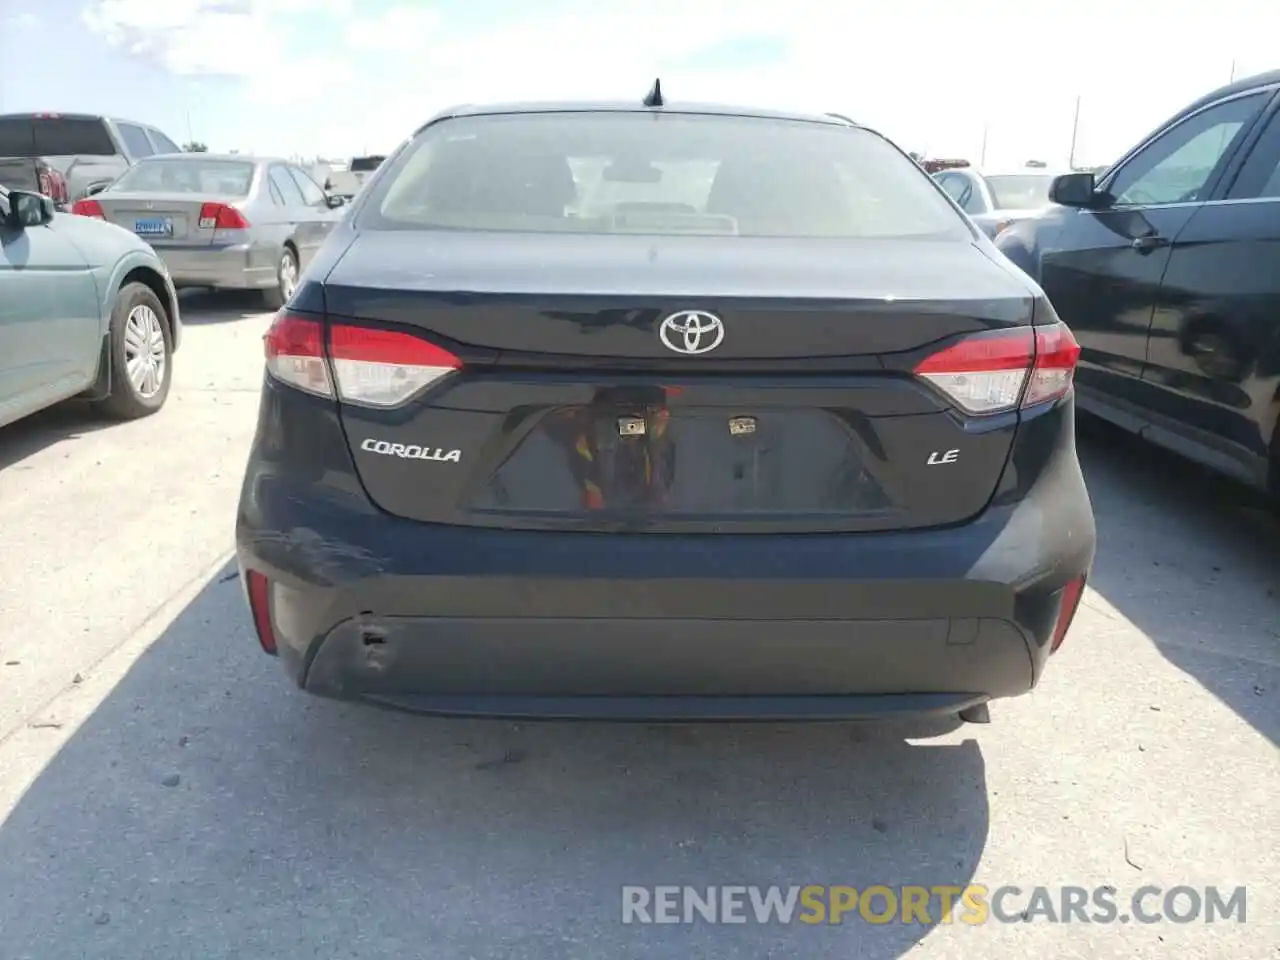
(263, 312, 463, 407)
(198, 202, 250, 229)
(71, 198, 105, 219)
(263, 312, 332, 398)
(329, 323, 462, 406)
(244, 570, 277, 655)
(913, 321, 1080, 415)
(1049, 574, 1087, 653)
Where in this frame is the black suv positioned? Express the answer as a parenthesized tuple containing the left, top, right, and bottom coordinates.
(997, 70, 1280, 504)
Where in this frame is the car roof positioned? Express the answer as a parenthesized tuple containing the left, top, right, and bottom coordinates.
(0, 112, 159, 127)
(1175, 68, 1280, 118)
(140, 152, 280, 165)
(415, 100, 862, 136)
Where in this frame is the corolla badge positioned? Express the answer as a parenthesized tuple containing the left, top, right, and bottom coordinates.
(658, 310, 725, 355)
(360, 438, 461, 462)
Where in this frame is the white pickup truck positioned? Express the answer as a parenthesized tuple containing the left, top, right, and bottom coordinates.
(324, 155, 386, 199)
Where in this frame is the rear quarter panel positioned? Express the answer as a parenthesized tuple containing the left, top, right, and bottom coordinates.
(243, 180, 298, 262)
(993, 210, 1068, 283)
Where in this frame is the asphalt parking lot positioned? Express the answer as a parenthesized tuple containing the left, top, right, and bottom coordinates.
(0, 295, 1275, 960)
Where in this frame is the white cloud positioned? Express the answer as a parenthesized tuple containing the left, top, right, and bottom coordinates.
(80, 0, 1280, 164)
(82, 0, 276, 77)
(346, 6, 442, 52)
(6, 11, 41, 28)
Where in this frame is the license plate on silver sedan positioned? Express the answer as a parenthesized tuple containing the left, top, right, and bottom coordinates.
(134, 217, 173, 238)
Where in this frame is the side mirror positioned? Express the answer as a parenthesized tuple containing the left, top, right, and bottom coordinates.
(1049, 172, 1103, 209)
(4, 190, 56, 229)
(326, 194, 346, 209)
(86, 182, 109, 197)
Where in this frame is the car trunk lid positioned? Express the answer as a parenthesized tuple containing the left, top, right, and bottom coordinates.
(311, 233, 1038, 534)
(93, 192, 237, 246)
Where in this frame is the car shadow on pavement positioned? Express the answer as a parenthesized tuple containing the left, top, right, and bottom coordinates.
(177, 289, 271, 324)
(1077, 414, 1280, 746)
(0, 564, 989, 960)
(0, 402, 117, 472)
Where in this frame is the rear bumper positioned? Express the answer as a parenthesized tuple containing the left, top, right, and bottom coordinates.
(235, 384, 1096, 719)
(156, 242, 277, 290)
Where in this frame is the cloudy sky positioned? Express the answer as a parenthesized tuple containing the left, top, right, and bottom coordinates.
(0, 0, 1276, 167)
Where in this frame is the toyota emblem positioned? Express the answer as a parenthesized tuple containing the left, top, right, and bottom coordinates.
(658, 311, 725, 355)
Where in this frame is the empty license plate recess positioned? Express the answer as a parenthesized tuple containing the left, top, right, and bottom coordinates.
(474, 407, 890, 516)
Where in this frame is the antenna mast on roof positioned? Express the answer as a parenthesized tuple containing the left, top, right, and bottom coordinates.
(643, 79, 664, 108)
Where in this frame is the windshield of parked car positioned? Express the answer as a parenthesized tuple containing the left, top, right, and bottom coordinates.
(0, 116, 116, 157)
(363, 112, 971, 239)
(109, 159, 256, 197)
(983, 174, 1054, 211)
(350, 156, 385, 172)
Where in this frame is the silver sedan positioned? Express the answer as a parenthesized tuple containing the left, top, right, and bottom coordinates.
(73, 153, 345, 308)
(932, 167, 1064, 239)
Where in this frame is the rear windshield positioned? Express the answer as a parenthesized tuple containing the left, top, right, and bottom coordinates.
(360, 112, 970, 239)
(350, 155, 385, 172)
(0, 116, 116, 157)
(109, 159, 256, 197)
(983, 174, 1054, 210)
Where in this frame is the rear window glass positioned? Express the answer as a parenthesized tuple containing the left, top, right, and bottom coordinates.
(983, 174, 1054, 210)
(350, 155, 385, 172)
(110, 159, 256, 197)
(361, 113, 970, 239)
(0, 117, 116, 156)
(150, 129, 182, 154)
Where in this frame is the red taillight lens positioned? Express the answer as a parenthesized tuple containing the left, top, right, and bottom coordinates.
(244, 570, 277, 655)
(71, 198, 104, 219)
(913, 321, 1080, 415)
(1023, 321, 1081, 408)
(263, 312, 463, 407)
(198, 202, 250, 229)
(264, 312, 332, 397)
(1050, 574, 1087, 653)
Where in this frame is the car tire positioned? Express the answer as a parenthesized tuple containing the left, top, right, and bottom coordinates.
(262, 246, 299, 311)
(94, 282, 173, 421)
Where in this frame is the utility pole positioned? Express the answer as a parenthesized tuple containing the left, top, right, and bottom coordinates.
(1068, 95, 1082, 170)
(1229, 59, 1238, 82)
(979, 122, 989, 167)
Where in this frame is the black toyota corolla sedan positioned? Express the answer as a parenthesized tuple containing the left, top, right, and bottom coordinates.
(235, 94, 1096, 722)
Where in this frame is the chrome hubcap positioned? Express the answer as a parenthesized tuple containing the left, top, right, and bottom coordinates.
(280, 253, 298, 299)
(124, 304, 166, 399)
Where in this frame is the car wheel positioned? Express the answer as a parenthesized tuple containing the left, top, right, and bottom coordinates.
(262, 246, 299, 310)
(94, 282, 173, 420)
